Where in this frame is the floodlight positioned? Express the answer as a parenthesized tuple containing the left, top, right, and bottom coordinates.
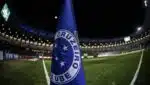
(54, 16, 58, 19)
(137, 27, 142, 31)
(144, 0, 148, 7)
(124, 36, 131, 42)
(1, 3, 10, 21)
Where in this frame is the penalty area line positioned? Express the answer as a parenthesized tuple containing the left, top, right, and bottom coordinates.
(130, 49, 144, 85)
(42, 59, 50, 85)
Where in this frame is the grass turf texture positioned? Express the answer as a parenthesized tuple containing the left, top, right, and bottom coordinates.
(135, 49, 150, 85)
(0, 60, 47, 85)
(0, 51, 148, 85)
(46, 52, 141, 85)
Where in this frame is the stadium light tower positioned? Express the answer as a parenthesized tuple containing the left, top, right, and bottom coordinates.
(144, 0, 148, 7)
(137, 26, 142, 32)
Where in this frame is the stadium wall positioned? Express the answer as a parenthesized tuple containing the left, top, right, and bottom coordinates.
(0, 51, 3, 60)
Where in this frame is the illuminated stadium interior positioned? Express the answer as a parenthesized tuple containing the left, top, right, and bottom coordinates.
(0, 0, 150, 85)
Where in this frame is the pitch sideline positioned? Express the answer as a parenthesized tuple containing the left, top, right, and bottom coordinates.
(42, 59, 50, 85)
(130, 49, 144, 85)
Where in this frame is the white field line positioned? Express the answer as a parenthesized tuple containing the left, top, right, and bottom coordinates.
(130, 49, 144, 85)
(84, 49, 143, 61)
(42, 59, 50, 85)
(97, 49, 143, 58)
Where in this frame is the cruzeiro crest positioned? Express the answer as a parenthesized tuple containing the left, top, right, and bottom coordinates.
(51, 29, 81, 84)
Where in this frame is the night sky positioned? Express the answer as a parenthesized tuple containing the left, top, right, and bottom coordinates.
(7, 0, 146, 39)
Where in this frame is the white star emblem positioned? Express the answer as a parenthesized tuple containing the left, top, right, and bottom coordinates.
(60, 61, 65, 67)
(63, 45, 68, 51)
(55, 57, 58, 61)
(54, 44, 57, 48)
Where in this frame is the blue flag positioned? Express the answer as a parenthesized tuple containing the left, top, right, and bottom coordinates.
(50, 0, 86, 85)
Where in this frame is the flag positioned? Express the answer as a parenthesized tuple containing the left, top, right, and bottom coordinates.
(50, 0, 86, 85)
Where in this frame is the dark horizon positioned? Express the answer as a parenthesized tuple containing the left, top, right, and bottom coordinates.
(6, 0, 146, 38)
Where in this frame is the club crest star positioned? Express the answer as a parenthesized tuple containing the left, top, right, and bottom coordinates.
(54, 44, 57, 48)
(60, 61, 65, 67)
(55, 57, 58, 61)
(63, 45, 68, 51)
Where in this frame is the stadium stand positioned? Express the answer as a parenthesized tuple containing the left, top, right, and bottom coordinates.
(0, 20, 150, 60)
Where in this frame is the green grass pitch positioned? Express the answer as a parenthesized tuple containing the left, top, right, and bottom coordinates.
(0, 50, 149, 85)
